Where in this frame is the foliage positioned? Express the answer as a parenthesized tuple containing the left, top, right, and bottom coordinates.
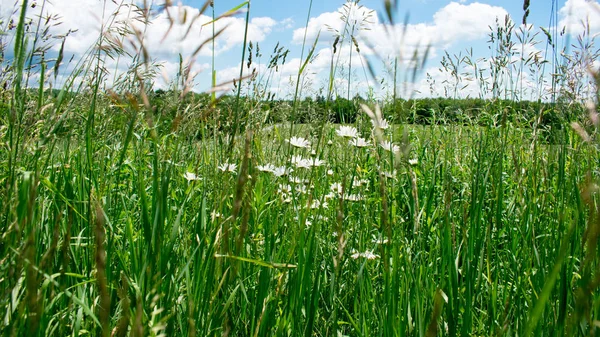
(1, 0, 600, 336)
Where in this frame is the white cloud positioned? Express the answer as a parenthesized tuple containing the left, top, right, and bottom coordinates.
(292, 2, 508, 53)
(154, 60, 211, 90)
(279, 18, 294, 30)
(558, 0, 600, 36)
(292, 4, 374, 45)
(286, 1, 508, 98)
(0, 0, 277, 57)
(215, 49, 346, 99)
(430, 2, 508, 47)
(4, 0, 579, 100)
(1, 0, 126, 55)
(411, 47, 555, 101)
(1, 0, 278, 92)
(130, 8, 276, 58)
(286, 2, 536, 100)
(216, 62, 263, 87)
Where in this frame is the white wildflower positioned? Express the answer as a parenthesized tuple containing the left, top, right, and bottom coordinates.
(278, 184, 293, 203)
(286, 136, 311, 149)
(278, 184, 292, 194)
(210, 210, 222, 222)
(349, 137, 371, 148)
(272, 166, 292, 177)
(330, 182, 344, 195)
(351, 250, 380, 260)
(408, 158, 418, 166)
(310, 158, 326, 167)
(382, 170, 397, 180)
(291, 155, 310, 169)
(295, 184, 308, 194)
(361, 104, 389, 132)
(352, 178, 369, 188)
(309, 199, 328, 209)
(371, 118, 390, 130)
(344, 194, 364, 202)
(290, 176, 309, 184)
(292, 155, 325, 169)
(336, 125, 359, 138)
(296, 160, 312, 169)
(183, 172, 201, 181)
(372, 237, 390, 244)
(314, 214, 329, 222)
(218, 162, 237, 172)
(380, 141, 400, 153)
(257, 163, 276, 173)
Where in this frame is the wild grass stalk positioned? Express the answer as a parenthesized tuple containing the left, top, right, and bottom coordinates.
(3, 0, 600, 336)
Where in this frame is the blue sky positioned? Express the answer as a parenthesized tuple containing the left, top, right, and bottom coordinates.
(1, 0, 599, 99)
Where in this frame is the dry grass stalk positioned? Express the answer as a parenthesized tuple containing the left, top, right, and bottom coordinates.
(94, 202, 111, 337)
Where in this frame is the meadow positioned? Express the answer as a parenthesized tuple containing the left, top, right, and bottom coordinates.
(1, 0, 600, 336)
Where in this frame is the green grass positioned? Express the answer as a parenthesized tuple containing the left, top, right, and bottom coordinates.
(2, 115, 598, 336)
(2, 0, 600, 336)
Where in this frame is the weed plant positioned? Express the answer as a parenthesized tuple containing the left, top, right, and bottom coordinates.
(1, 0, 600, 336)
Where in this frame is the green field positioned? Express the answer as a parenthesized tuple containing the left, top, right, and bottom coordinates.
(2, 0, 600, 336)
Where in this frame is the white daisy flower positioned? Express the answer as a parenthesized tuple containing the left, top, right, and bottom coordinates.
(351, 250, 380, 260)
(408, 158, 418, 166)
(372, 237, 390, 244)
(336, 125, 359, 138)
(218, 162, 238, 172)
(361, 104, 390, 132)
(371, 238, 390, 245)
(295, 184, 308, 194)
(183, 172, 201, 181)
(330, 182, 344, 195)
(309, 199, 328, 209)
(382, 170, 397, 180)
(272, 166, 292, 177)
(257, 164, 276, 173)
(286, 136, 311, 149)
(314, 215, 329, 221)
(344, 194, 364, 202)
(277, 184, 293, 203)
(371, 118, 390, 130)
(290, 176, 309, 184)
(310, 158, 326, 167)
(210, 210, 222, 222)
(292, 155, 325, 169)
(278, 184, 292, 194)
(349, 137, 371, 148)
(380, 141, 400, 153)
(352, 178, 369, 188)
(290, 155, 303, 165)
(292, 155, 311, 169)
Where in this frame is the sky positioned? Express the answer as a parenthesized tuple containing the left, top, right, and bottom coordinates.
(1, 0, 599, 100)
